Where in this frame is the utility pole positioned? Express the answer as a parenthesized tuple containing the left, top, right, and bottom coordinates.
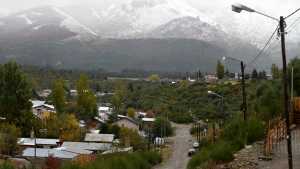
(280, 16, 293, 169)
(241, 61, 247, 121)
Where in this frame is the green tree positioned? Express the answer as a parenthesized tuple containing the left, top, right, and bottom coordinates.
(112, 81, 128, 113)
(0, 123, 20, 155)
(52, 79, 66, 114)
(271, 64, 281, 79)
(76, 74, 97, 120)
(153, 117, 173, 137)
(216, 61, 225, 79)
(288, 58, 300, 95)
(0, 61, 33, 135)
(119, 127, 146, 150)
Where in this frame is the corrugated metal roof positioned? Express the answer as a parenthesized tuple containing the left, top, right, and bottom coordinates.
(18, 138, 59, 146)
(84, 134, 114, 143)
(22, 148, 78, 159)
(62, 142, 111, 151)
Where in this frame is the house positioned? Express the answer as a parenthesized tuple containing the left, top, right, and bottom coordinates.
(61, 142, 112, 153)
(141, 118, 156, 130)
(84, 133, 114, 143)
(98, 106, 113, 121)
(31, 100, 55, 119)
(113, 115, 139, 131)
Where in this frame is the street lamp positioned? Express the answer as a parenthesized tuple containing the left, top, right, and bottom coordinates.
(222, 56, 247, 121)
(232, 4, 297, 169)
(207, 91, 224, 143)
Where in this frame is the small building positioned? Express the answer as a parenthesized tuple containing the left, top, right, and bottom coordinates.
(113, 115, 139, 131)
(31, 100, 55, 119)
(204, 75, 218, 83)
(98, 106, 113, 121)
(38, 89, 52, 98)
(84, 133, 114, 143)
(18, 138, 60, 149)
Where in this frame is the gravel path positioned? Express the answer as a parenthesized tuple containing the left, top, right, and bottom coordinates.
(154, 123, 193, 169)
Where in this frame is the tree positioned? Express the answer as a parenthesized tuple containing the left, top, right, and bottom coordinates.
(127, 107, 136, 118)
(258, 71, 267, 80)
(288, 58, 300, 95)
(59, 114, 81, 141)
(119, 127, 146, 150)
(52, 79, 66, 114)
(0, 123, 20, 155)
(112, 81, 128, 114)
(216, 61, 225, 79)
(0, 61, 33, 135)
(76, 74, 97, 120)
(271, 64, 281, 79)
(148, 74, 160, 82)
(251, 69, 258, 79)
(153, 117, 173, 137)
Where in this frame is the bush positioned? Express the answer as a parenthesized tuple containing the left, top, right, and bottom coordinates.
(188, 116, 265, 169)
(0, 162, 14, 169)
(153, 117, 173, 137)
(170, 112, 193, 124)
(61, 151, 161, 169)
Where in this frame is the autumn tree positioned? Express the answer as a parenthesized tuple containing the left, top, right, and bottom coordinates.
(76, 74, 97, 120)
(216, 61, 225, 79)
(148, 74, 160, 82)
(59, 114, 81, 141)
(0, 61, 33, 134)
(52, 79, 66, 114)
(127, 107, 136, 118)
(119, 127, 146, 150)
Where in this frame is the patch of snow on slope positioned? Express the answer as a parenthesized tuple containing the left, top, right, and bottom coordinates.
(52, 6, 98, 37)
(18, 14, 33, 25)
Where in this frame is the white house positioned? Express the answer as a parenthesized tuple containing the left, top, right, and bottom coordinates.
(98, 106, 113, 121)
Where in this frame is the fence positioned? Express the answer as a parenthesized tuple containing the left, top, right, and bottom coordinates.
(264, 117, 286, 156)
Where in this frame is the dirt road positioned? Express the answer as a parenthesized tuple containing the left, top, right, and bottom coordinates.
(154, 123, 193, 169)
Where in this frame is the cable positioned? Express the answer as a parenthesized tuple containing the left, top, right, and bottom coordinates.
(246, 25, 279, 69)
(286, 16, 300, 33)
(285, 8, 300, 19)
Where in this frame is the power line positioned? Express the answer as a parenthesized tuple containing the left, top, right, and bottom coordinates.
(285, 8, 300, 19)
(246, 25, 279, 69)
(286, 16, 300, 33)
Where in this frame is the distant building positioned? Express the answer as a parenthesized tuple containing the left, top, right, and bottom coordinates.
(31, 100, 55, 119)
(204, 75, 218, 83)
(70, 90, 78, 97)
(113, 115, 139, 131)
(38, 89, 52, 98)
(84, 133, 114, 143)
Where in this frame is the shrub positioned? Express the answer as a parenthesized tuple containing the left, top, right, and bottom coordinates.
(0, 162, 14, 169)
(61, 151, 161, 169)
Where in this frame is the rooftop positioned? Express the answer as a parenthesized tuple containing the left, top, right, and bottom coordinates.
(22, 148, 78, 159)
(62, 142, 112, 151)
(18, 138, 60, 146)
(84, 133, 114, 143)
